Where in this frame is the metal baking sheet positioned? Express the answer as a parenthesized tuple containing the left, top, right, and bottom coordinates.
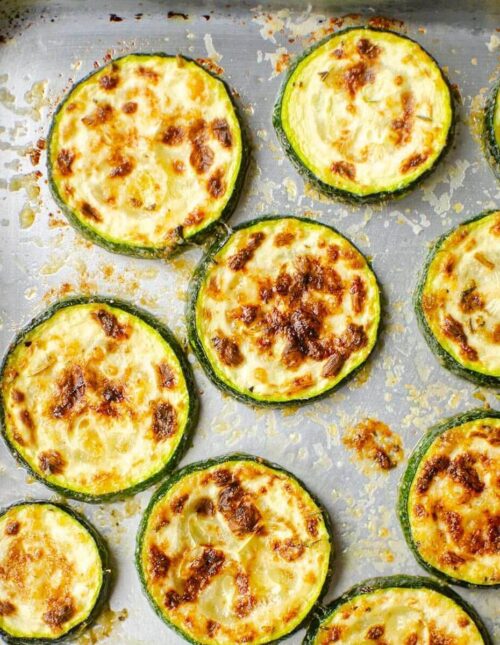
(0, 1, 499, 642)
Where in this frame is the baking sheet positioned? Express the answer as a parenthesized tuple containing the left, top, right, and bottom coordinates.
(0, 0, 499, 642)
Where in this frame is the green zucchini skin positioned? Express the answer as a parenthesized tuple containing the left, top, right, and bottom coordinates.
(47, 53, 249, 260)
(0, 500, 111, 645)
(273, 26, 455, 205)
(303, 575, 493, 645)
(136, 452, 335, 645)
(484, 78, 500, 180)
(187, 214, 381, 408)
(0, 295, 199, 503)
(398, 408, 500, 589)
(413, 210, 500, 388)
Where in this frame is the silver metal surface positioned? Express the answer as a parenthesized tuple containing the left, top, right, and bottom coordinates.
(0, 1, 499, 643)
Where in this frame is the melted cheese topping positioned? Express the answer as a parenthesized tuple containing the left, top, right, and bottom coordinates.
(312, 586, 485, 644)
(49, 55, 242, 251)
(140, 459, 331, 644)
(281, 28, 452, 196)
(408, 418, 500, 585)
(1, 303, 190, 497)
(421, 211, 500, 377)
(194, 218, 380, 402)
(0, 504, 102, 639)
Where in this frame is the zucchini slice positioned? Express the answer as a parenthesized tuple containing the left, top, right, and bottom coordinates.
(0, 501, 109, 643)
(274, 27, 454, 202)
(304, 575, 492, 645)
(485, 78, 500, 179)
(0, 297, 198, 502)
(136, 453, 333, 645)
(399, 409, 500, 588)
(48, 54, 246, 258)
(187, 216, 380, 406)
(415, 210, 500, 386)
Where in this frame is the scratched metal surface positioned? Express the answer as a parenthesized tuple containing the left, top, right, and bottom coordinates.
(0, 0, 499, 643)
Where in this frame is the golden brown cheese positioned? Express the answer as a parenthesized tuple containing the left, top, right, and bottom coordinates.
(49, 55, 243, 251)
(0, 504, 102, 640)
(408, 418, 500, 585)
(281, 28, 452, 196)
(140, 459, 331, 644)
(421, 211, 500, 377)
(195, 218, 380, 402)
(313, 586, 485, 644)
(1, 303, 190, 497)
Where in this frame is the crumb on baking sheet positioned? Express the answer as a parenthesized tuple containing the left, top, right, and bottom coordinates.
(343, 418, 404, 472)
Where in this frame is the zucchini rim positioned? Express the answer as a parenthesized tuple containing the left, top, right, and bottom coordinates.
(273, 26, 455, 204)
(303, 574, 493, 645)
(398, 408, 500, 589)
(47, 53, 249, 259)
(414, 209, 500, 387)
(484, 78, 500, 179)
(0, 295, 199, 503)
(136, 452, 335, 645)
(0, 500, 110, 644)
(187, 215, 381, 407)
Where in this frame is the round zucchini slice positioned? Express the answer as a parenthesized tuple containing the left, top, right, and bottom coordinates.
(415, 210, 500, 387)
(0, 501, 109, 643)
(399, 409, 500, 588)
(48, 54, 246, 258)
(0, 297, 198, 502)
(136, 454, 333, 645)
(485, 79, 500, 178)
(187, 216, 380, 406)
(273, 27, 454, 202)
(304, 575, 492, 645)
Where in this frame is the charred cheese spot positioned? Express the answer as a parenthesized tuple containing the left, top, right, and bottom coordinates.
(57, 149, 75, 176)
(122, 101, 138, 114)
(408, 417, 500, 585)
(193, 217, 379, 403)
(331, 160, 356, 181)
(140, 458, 331, 644)
(157, 363, 176, 389)
(39, 450, 66, 475)
(421, 211, 500, 378)
(0, 302, 191, 498)
(81, 103, 113, 127)
(149, 544, 171, 580)
(310, 584, 486, 645)
(0, 503, 104, 640)
(49, 55, 243, 253)
(81, 201, 101, 222)
(99, 74, 119, 91)
(279, 28, 452, 198)
(207, 167, 227, 199)
(210, 118, 233, 148)
(4, 521, 20, 536)
(162, 125, 186, 145)
(92, 308, 129, 339)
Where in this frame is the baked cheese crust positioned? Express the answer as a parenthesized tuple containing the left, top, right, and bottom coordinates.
(139, 457, 331, 644)
(408, 418, 499, 586)
(311, 586, 485, 644)
(0, 503, 102, 640)
(280, 28, 453, 197)
(193, 217, 380, 403)
(421, 211, 500, 378)
(0, 301, 190, 498)
(49, 54, 243, 254)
